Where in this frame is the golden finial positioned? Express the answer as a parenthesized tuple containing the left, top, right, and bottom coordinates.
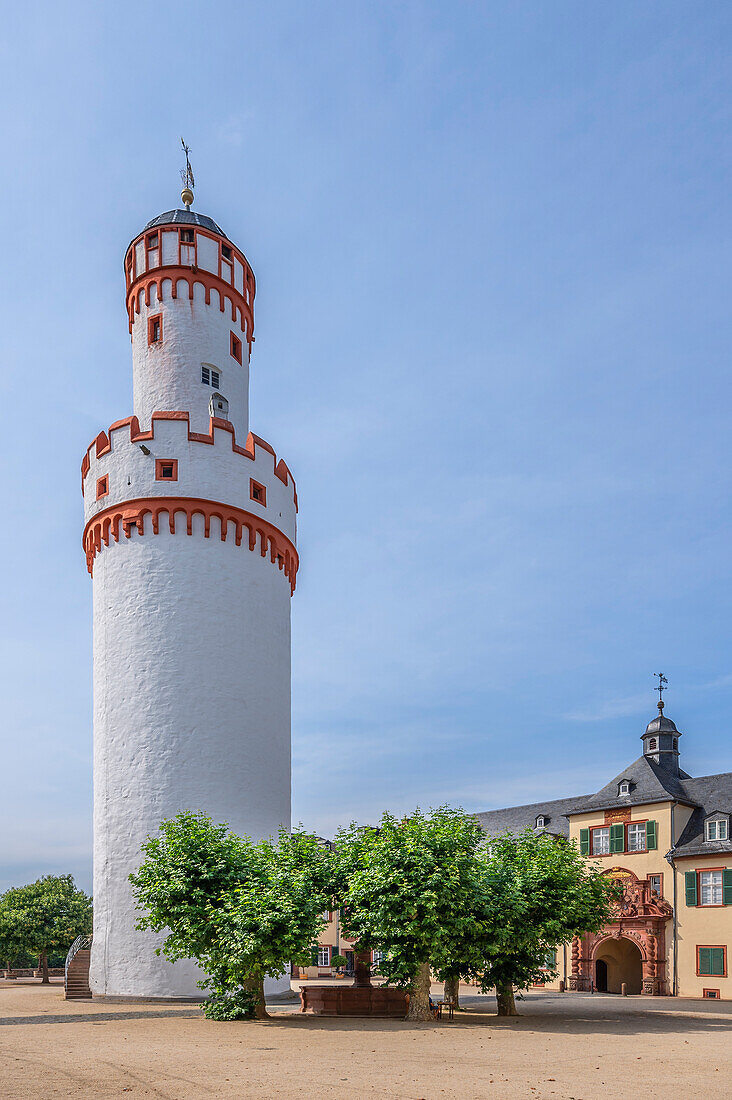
(180, 138, 195, 210)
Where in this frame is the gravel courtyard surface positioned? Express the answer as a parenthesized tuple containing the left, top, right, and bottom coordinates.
(1, 979, 730, 1099)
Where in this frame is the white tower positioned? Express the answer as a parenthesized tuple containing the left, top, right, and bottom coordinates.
(81, 184, 298, 1000)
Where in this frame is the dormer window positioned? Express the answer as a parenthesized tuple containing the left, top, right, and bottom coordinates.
(618, 781, 631, 797)
(535, 815, 546, 829)
(705, 818, 729, 842)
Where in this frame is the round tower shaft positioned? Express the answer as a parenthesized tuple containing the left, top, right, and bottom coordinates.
(83, 200, 297, 1000)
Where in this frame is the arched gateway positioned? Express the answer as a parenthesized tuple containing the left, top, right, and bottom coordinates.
(570, 868, 673, 995)
(594, 935, 643, 994)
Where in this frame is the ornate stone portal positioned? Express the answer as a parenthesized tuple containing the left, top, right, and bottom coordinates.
(569, 868, 673, 995)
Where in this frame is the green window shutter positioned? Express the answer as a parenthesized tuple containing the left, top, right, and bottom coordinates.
(685, 871, 698, 907)
(698, 947, 711, 975)
(711, 948, 725, 976)
(646, 820, 658, 850)
(579, 828, 589, 856)
(723, 869, 732, 906)
(310, 946, 318, 966)
(610, 823, 625, 854)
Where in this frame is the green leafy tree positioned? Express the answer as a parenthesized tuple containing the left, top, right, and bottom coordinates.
(0, 876, 92, 982)
(461, 830, 617, 1015)
(130, 811, 334, 1019)
(334, 808, 486, 1021)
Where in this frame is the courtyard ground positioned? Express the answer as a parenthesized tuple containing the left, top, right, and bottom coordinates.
(0, 979, 730, 1099)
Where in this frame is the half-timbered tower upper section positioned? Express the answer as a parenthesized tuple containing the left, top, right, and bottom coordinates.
(125, 209, 256, 436)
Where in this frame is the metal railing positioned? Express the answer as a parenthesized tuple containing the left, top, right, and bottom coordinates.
(64, 935, 92, 984)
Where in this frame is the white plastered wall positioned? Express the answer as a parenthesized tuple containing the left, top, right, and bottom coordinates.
(131, 280, 250, 436)
(89, 526, 292, 999)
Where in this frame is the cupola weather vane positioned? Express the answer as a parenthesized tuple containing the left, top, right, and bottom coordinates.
(654, 671, 668, 713)
(180, 138, 195, 209)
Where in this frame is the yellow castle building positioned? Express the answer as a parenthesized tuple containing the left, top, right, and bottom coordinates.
(477, 700, 731, 999)
(310, 697, 730, 1000)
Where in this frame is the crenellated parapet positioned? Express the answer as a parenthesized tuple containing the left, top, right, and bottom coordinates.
(81, 411, 297, 586)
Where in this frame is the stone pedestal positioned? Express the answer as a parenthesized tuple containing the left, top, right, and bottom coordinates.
(300, 984, 407, 1017)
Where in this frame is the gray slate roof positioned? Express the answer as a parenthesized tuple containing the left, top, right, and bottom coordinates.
(476, 755, 732, 858)
(142, 209, 227, 237)
(673, 772, 732, 857)
(476, 794, 591, 839)
(577, 755, 693, 813)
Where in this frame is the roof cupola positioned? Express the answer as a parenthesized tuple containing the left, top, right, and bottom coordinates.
(642, 674, 681, 773)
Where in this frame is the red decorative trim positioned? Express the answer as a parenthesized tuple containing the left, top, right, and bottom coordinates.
(96, 476, 109, 500)
(83, 497, 298, 592)
(155, 459, 178, 482)
(696, 946, 727, 977)
(130, 270, 253, 343)
(250, 478, 266, 507)
(125, 223, 255, 344)
(230, 331, 242, 363)
(147, 313, 162, 345)
(81, 413, 297, 510)
(702, 988, 721, 998)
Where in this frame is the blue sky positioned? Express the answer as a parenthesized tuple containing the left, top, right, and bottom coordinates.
(0, 2, 730, 892)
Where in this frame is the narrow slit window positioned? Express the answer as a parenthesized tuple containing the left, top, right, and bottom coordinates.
(221, 243, 233, 281)
(96, 476, 109, 500)
(180, 227, 195, 265)
(230, 331, 242, 363)
(148, 314, 162, 344)
(146, 231, 160, 268)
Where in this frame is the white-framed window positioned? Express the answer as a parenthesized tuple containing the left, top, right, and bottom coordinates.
(201, 366, 220, 388)
(699, 870, 723, 906)
(535, 815, 546, 829)
(321, 910, 331, 922)
(317, 946, 331, 967)
(618, 781, 630, 796)
(626, 822, 647, 853)
(372, 950, 385, 967)
(648, 874, 662, 896)
(705, 819, 729, 842)
(591, 827, 610, 856)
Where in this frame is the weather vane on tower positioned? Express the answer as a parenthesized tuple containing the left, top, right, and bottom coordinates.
(654, 672, 668, 713)
(180, 138, 195, 210)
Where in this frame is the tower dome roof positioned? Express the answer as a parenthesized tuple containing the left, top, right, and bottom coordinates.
(644, 713, 679, 736)
(142, 209, 227, 238)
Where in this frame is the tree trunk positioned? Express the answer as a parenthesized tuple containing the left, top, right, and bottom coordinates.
(444, 974, 460, 1009)
(406, 960, 433, 1021)
(353, 950, 372, 989)
(40, 950, 49, 984)
(243, 975, 268, 1019)
(496, 981, 518, 1016)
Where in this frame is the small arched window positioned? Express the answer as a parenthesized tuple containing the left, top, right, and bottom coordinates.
(673, 738, 678, 750)
(648, 738, 657, 751)
(535, 815, 546, 829)
(209, 392, 229, 421)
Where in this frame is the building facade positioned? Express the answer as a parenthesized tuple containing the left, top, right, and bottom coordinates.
(81, 195, 298, 999)
(478, 705, 732, 999)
